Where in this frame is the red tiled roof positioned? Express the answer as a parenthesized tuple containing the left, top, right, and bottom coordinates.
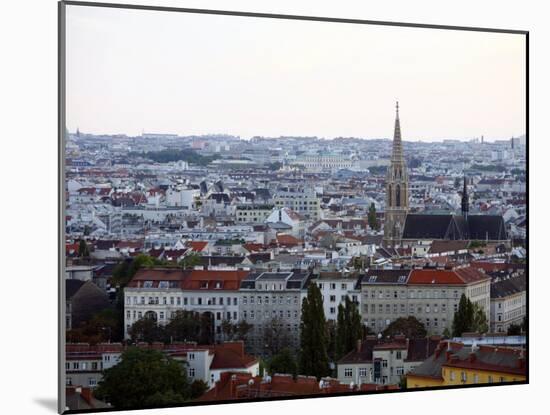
(186, 241, 208, 252)
(198, 372, 397, 402)
(276, 234, 302, 247)
(210, 342, 258, 370)
(182, 270, 249, 291)
(408, 267, 488, 286)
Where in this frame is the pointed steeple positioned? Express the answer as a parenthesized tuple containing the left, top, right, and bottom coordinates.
(391, 101, 403, 162)
(461, 175, 469, 218)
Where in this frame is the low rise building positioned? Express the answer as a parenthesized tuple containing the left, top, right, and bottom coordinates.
(65, 341, 258, 390)
(406, 340, 526, 388)
(337, 335, 440, 386)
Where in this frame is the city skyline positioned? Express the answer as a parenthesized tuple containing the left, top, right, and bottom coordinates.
(66, 5, 526, 142)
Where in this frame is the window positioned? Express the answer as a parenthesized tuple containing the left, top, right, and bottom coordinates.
(66, 377, 72, 386)
(382, 360, 388, 368)
(188, 353, 195, 360)
(488, 375, 493, 383)
(330, 307, 336, 314)
(330, 295, 336, 302)
(159, 312, 164, 320)
(473, 374, 479, 384)
(461, 372, 467, 382)
(450, 371, 455, 381)
(359, 368, 367, 377)
(341, 283, 347, 290)
(396, 367, 404, 375)
(344, 368, 353, 377)
(396, 351, 402, 360)
(73, 362, 79, 370)
(88, 378, 97, 387)
(189, 368, 195, 377)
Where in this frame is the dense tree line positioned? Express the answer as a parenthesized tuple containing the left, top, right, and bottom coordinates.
(335, 296, 363, 360)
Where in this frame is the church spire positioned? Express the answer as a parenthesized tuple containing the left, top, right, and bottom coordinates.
(461, 175, 469, 218)
(391, 101, 403, 162)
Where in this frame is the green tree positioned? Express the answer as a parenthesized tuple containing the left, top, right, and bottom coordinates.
(94, 348, 191, 408)
(452, 294, 471, 337)
(472, 303, 488, 333)
(78, 239, 90, 258)
(299, 283, 330, 379)
(368, 203, 379, 231)
(383, 316, 427, 339)
(335, 297, 363, 360)
(262, 317, 292, 355)
(190, 380, 209, 400)
(179, 253, 202, 269)
(268, 348, 298, 377)
(452, 295, 488, 336)
(165, 310, 201, 343)
(128, 317, 166, 344)
(198, 312, 214, 344)
(233, 320, 252, 341)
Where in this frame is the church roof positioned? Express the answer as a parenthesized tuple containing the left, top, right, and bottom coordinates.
(401, 214, 507, 241)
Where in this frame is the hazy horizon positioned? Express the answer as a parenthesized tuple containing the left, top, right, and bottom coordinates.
(66, 5, 526, 142)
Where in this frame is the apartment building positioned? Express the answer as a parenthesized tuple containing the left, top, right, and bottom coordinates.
(361, 266, 491, 335)
(314, 271, 362, 321)
(239, 270, 312, 356)
(490, 274, 526, 333)
(123, 268, 249, 340)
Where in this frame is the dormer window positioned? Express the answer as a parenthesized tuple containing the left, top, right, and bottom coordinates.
(158, 281, 169, 289)
(200, 281, 208, 289)
(143, 281, 153, 288)
(215, 281, 222, 289)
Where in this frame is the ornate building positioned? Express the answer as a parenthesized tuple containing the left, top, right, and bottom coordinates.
(383, 102, 409, 246)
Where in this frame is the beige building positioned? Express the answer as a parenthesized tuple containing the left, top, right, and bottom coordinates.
(361, 266, 491, 335)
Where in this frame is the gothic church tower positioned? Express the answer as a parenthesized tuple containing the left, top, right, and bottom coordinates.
(383, 102, 409, 246)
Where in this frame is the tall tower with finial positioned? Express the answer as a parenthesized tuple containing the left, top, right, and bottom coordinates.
(383, 101, 409, 246)
(461, 175, 469, 219)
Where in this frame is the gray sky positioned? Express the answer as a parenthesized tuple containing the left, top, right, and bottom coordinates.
(66, 5, 526, 141)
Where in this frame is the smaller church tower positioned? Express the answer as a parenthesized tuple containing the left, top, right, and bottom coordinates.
(461, 175, 469, 219)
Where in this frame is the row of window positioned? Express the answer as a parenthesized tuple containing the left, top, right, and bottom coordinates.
(126, 310, 239, 322)
(126, 296, 238, 306)
(66, 361, 101, 371)
(318, 283, 350, 290)
(66, 377, 97, 387)
(242, 310, 299, 320)
(343, 365, 405, 378)
(365, 303, 453, 315)
(364, 289, 460, 300)
(367, 317, 447, 328)
(242, 295, 298, 305)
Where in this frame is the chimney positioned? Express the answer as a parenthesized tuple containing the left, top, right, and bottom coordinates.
(80, 388, 93, 406)
(356, 339, 362, 353)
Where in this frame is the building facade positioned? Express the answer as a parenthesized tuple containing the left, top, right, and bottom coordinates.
(314, 271, 362, 321)
(239, 270, 312, 356)
(123, 268, 249, 340)
(360, 266, 491, 335)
